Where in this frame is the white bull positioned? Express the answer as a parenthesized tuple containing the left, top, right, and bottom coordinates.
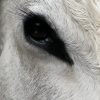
(0, 0, 100, 100)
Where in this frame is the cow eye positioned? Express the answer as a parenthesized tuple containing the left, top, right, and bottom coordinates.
(23, 13, 74, 65)
(23, 14, 53, 46)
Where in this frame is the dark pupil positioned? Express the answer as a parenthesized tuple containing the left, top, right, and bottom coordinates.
(30, 22, 47, 40)
(24, 15, 49, 42)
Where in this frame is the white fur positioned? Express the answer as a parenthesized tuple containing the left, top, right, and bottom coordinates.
(0, 0, 100, 100)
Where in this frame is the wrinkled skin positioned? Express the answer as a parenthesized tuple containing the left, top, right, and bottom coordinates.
(0, 0, 100, 100)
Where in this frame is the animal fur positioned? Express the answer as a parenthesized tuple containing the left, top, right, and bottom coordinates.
(0, 0, 100, 100)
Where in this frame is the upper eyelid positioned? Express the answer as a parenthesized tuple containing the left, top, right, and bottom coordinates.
(14, 4, 57, 31)
(22, 9, 57, 32)
(18, 7, 60, 41)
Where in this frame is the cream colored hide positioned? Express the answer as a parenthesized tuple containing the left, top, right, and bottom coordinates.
(0, 0, 100, 100)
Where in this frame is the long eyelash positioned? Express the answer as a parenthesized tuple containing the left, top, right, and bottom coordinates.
(17, 7, 44, 22)
(17, 7, 31, 19)
(8, 4, 33, 21)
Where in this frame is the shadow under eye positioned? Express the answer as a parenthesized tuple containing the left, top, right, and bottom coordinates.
(23, 13, 74, 65)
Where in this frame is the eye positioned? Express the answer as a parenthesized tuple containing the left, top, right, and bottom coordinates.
(28, 22, 47, 41)
(23, 13, 74, 65)
(23, 14, 53, 46)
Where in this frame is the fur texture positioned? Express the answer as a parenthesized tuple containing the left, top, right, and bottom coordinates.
(0, 0, 100, 100)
